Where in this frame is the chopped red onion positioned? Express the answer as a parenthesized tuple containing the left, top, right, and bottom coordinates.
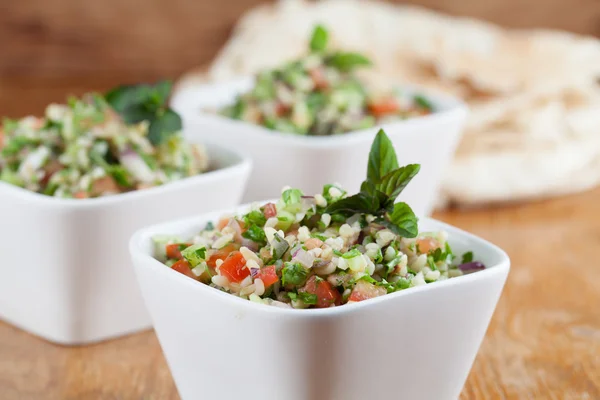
(250, 268, 259, 278)
(293, 248, 315, 268)
(314, 259, 330, 269)
(227, 219, 243, 242)
(119, 148, 154, 183)
(458, 261, 486, 272)
(240, 238, 258, 252)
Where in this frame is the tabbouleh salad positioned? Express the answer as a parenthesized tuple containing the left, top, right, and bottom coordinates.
(154, 130, 485, 309)
(220, 25, 433, 136)
(0, 81, 208, 198)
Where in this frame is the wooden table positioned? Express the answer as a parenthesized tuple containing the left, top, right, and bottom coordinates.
(1, 186, 599, 400)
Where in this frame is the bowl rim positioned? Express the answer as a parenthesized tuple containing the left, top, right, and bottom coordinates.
(171, 76, 470, 148)
(130, 202, 510, 319)
(0, 141, 252, 210)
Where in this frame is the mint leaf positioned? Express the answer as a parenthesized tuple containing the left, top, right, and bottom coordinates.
(310, 25, 329, 52)
(326, 52, 371, 72)
(105, 81, 181, 145)
(148, 109, 182, 146)
(461, 251, 474, 264)
(384, 202, 418, 238)
(367, 129, 399, 184)
(377, 164, 420, 202)
(325, 192, 380, 215)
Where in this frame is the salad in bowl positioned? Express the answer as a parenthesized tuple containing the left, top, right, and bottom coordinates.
(220, 25, 433, 136)
(154, 130, 484, 308)
(0, 81, 207, 198)
(0, 81, 251, 345)
(130, 129, 508, 400)
(171, 26, 466, 211)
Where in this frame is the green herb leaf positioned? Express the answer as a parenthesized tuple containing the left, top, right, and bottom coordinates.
(181, 244, 207, 267)
(148, 109, 182, 146)
(384, 202, 418, 238)
(282, 188, 303, 205)
(298, 292, 318, 305)
(367, 129, 399, 184)
(326, 52, 372, 72)
(281, 263, 309, 286)
(461, 251, 474, 264)
(414, 94, 433, 111)
(427, 255, 438, 271)
(309, 25, 329, 52)
(242, 225, 267, 246)
(377, 164, 420, 202)
(342, 248, 362, 259)
(244, 210, 267, 227)
(325, 192, 380, 215)
(105, 81, 181, 145)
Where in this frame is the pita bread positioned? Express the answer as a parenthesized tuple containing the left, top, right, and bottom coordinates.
(176, 0, 600, 208)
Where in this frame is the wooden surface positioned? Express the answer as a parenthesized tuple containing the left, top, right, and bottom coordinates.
(1, 186, 599, 399)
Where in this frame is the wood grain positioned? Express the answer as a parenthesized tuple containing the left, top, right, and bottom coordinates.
(1, 185, 599, 399)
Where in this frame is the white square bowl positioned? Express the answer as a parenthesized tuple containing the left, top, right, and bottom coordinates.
(130, 204, 510, 400)
(171, 77, 468, 217)
(0, 142, 251, 345)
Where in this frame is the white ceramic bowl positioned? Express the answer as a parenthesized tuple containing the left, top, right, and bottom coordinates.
(0, 142, 251, 345)
(171, 77, 468, 217)
(130, 204, 510, 400)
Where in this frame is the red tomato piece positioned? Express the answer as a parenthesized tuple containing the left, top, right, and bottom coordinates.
(263, 203, 277, 218)
(171, 259, 196, 279)
(256, 265, 279, 288)
(309, 68, 328, 90)
(368, 99, 399, 117)
(73, 191, 88, 199)
(166, 243, 191, 260)
(303, 275, 342, 308)
(206, 243, 239, 268)
(348, 280, 387, 302)
(219, 251, 250, 283)
(416, 237, 439, 255)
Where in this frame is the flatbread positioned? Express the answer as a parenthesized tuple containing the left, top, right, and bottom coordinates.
(176, 0, 600, 208)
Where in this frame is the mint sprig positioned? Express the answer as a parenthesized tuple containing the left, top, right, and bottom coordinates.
(325, 129, 420, 238)
(307, 25, 371, 72)
(104, 80, 182, 145)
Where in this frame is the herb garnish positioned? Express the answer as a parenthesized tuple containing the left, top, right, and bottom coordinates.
(325, 129, 419, 238)
(105, 80, 182, 145)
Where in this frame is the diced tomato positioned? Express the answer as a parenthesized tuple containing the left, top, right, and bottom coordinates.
(275, 103, 289, 117)
(166, 243, 191, 260)
(263, 203, 277, 218)
(219, 251, 250, 283)
(41, 160, 64, 185)
(171, 259, 196, 279)
(303, 275, 342, 308)
(348, 280, 387, 302)
(206, 243, 239, 268)
(217, 218, 230, 230)
(255, 265, 278, 288)
(91, 176, 119, 196)
(368, 99, 399, 117)
(73, 191, 88, 199)
(309, 68, 328, 90)
(416, 237, 439, 255)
